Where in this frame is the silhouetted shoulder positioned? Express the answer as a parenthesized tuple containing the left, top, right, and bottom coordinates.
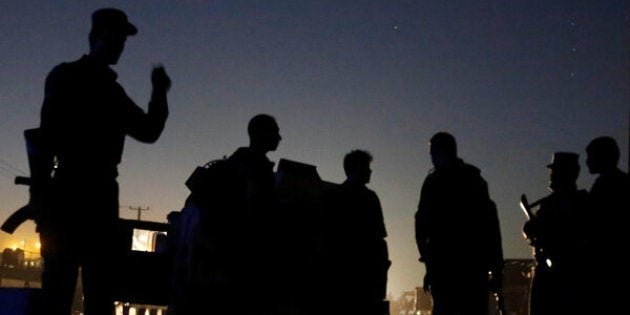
(44, 57, 93, 90)
(44, 62, 72, 86)
(430, 160, 483, 180)
(47, 57, 86, 75)
(592, 169, 630, 194)
(461, 162, 482, 176)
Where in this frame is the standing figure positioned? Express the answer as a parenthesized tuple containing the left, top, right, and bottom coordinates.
(35, 8, 171, 315)
(227, 114, 282, 315)
(168, 114, 281, 315)
(322, 149, 390, 315)
(225, 113, 282, 314)
(415, 132, 504, 315)
(585, 136, 630, 313)
(522, 152, 589, 315)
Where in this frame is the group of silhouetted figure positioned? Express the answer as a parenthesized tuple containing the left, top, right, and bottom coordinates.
(163, 113, 390, 315)
(520, 137, 630, 315)
(7, 7, 629, 315)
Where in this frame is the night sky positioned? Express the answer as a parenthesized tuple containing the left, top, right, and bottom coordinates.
(1, 0, 628, 297)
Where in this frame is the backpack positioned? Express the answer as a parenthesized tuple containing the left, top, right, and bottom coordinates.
(169, 156, 243, 311)
(183, 157, 238, 209)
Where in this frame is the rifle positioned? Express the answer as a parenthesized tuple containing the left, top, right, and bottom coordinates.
(519, 194, 541, 221)
(1, 128, 53, 234)
(520, 194, 552, 268)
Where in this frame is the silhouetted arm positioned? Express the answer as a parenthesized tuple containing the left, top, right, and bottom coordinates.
(415, 177, 436, 293)
(415, 178, 433, 262)
(126, 65, 171, 142)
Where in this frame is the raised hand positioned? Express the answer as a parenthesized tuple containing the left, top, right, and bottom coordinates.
(151, 64, 171, 93)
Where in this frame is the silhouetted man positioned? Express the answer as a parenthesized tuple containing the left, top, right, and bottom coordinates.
(585, 136, 630, 313)
(168, 114, 281, 315)
(36, 8, 171, 315)
(225, 113, 282, 314)
(522, 152, 589, 315)
(415, 132, 503, 315)
(322, 149, 390, 315)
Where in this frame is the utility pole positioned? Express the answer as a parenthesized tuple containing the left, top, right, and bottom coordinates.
(127, 206, 150, 221)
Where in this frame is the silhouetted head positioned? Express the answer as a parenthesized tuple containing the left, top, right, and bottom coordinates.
(248, 114, 281, 154)
(429, 132, 457, 169)
(88, 8, 137, 65)
(546, 152, 580, 192)
(343, 149, 373, 185)
(586, 136, 620, 175)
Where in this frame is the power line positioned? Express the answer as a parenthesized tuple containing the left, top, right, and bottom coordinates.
(0, 166, 17, 179)
(0, 157, 26, 176)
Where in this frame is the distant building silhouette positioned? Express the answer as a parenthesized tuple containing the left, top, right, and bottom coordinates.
(1, 248, 25, 269)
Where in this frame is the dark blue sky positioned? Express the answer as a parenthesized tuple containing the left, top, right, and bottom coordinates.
(1, 0, 628, 295)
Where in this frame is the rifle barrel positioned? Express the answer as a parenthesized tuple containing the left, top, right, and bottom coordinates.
(14, 176, 31, 186)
